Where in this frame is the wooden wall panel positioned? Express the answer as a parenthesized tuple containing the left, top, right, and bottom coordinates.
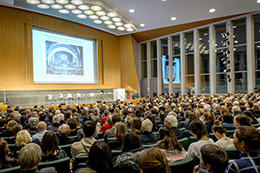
(120, 35, 139, 91)
(0, 6, 121, 91)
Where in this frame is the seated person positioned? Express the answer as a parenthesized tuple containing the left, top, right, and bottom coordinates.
(212, 124, 234, 149)
(164, 113, 184, 139)
(104, 114, 121, 139)
(139, 119, 158, 145)
(0, 138, 17, 169)
(225, 126, 260, 173)
(234, 113, 251, 128)
(107, 122, 127, 150)
(32, 121, 48, 144)
(131, 117, 142, 134)
(193, 144, 229, 173)
(67, 117, 79, 136)
(58, 124, 74, 145)
(222, 114, 235, 130)
(47, 115, 60, 132)
(13, 130, 32, 158)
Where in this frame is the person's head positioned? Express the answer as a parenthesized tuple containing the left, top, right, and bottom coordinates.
(233, 126, 260, 153)
(200, 144, 229, 173)
(58, 124, 71, 137)
(125, 115, 133, 126)
(220, 106, 229, 115)
(112, 114, 121, 125)
(52, 115, 60, 124)
(139, 147, 171, 173)
(88, 141, 113, 173)
(122, 131, 142, 152)
(189, 120, 208, 140)
(164, 115, 178, 128)
(0, 138, 11, 169)
(232, 106, 241, 114)
(6, 120, 17, 131)
(203, 112, 215, 124)
(158, 127, 182, 151)
(131, 117, 141, 133)
(40, 131, 59, 155)
(142, 119, 153, 133)
(37, 121, 47, 132)
(78, 168, 97, 173)
(234, 113, 251, 127)
(212, 124, 226, 139)
(18, 143, 42, 170)
(67, 117, 78, 130)
(82, 121, 96, 137)
(222, 114, 233, 124)
(114, 122, 127, 139)
(16, 130, 32, 146)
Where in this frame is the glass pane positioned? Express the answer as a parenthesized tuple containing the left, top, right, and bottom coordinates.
(255, 43, 260, 70)
(185, 32, 194, 54)
(234, 45, 247, 71)
(215, 23, 226, 49)
(142, 61, 147, 78)
(233, 18, 246, 45)
(235, 72, 247, 94)
(216, 74, 227, 94)
(150, 40, 157, 59)
(199, 27, 209, 74)
(185, 76, 194, 93)
(172, 35, 180, 56)
(141, 43, 147, 61)
(151, 60, 157, 77)
(173, 56, 181, 84)
(254, 14, 260, 42)
(216, 49, 226, 72)
(186, 54, 194, 75)
(200, 75, 210, 94)
(161, 38, 168, 56)
(256, 71, 260, 89)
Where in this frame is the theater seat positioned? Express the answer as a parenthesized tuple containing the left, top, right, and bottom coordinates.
(178, 137, 196, 150)
(60, 144, 72, 158)
(0, 166, 20, 173)
(38, 157, 70, 173)
(225, 148, 240, 160)
(169, 157, 198, 173)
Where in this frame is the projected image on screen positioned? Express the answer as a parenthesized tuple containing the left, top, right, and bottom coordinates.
(162, 55, 181, 84)
(32, 27, 98, 84)
(46, 41, 83, 76)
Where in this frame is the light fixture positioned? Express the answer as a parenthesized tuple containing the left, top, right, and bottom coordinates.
(96, 11, 106, 16)
(233, 25, 237, 29)
(42, 0, 54, 4)
(78, 5, 89, 10)
(26, 0, 40, 4)
(112, 17, 121, 22)
(117, 26, 125, 31)
(140, 23, 145, 27)
(104, 20, 113, 25)
(107, 12, 117, 17)
(126, 28, 134, 32)
(37, 4, 50, 9)
(93, 20, 102, 24)
(199, 38, 202, 41)
(115, 22, 123, 26)
(161, 0, 167, 1)
(71, 0, 83, 5)
(51, 4, 62, 9)
(257, 0, 260, 3)
(65, 4, 76, 9)
(58, 9, 70, 14)
(72, 9, 82, 14)
(89, 15, 99, 20)
(77, 14, 87, 19)
(171, 17, 177, 21)
(124, 23, 133, 28)
(91, 5, 102, 11)
(108, 25, 116, 29)
(129, 9, 135, 13)
(209, 8, 216, 13)
(100, 16, 110, 21)
(234, 40, 238, 44)
(56, 0, 69, 4)
(84, 10, 94, 15)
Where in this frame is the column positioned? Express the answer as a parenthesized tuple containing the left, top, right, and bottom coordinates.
(157, 39, 162, 95)
(209, 24, 216, 94)
(194, 29, 200, 95)
(227, 20, 235, 94)
(168, 36, 173, 95)
(180, 32, 186, 95)
(147, 41, 151, 96)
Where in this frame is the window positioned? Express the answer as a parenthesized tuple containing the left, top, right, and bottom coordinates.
(150, 41, 157, 77)
(185, 31, 194, 93)
(141, 43, 147, 78)
(254, 14, 260, 90)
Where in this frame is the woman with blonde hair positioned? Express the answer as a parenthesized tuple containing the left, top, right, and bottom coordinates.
(16, 130, 32, 146)
(107, 122, 127, 150)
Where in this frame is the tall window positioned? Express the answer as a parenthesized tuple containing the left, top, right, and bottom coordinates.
(215, 23, 228, 94)
(141, 43, 147, 78)
(150, 41, 157, 77)
(233, 18, 247, 93)
(172, 35, 181, 93)
(161, 38, 168, 93)
(254, 14, 260, 90)
(185, 31, 194, 93)
(199, 27, 210, 94)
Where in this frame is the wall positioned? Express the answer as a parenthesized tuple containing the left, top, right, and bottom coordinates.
(0, 6, 122, 91)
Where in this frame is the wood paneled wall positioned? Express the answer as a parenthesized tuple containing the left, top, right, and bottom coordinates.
(0, 6, 123, 91)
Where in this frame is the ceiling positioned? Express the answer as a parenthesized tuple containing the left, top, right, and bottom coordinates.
(0, 0, 259, 36)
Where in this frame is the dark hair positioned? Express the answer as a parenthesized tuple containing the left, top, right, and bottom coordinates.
(0, 119, 6, 127)
(234, 113, 251, 126)
(41, 131, 60, 156)
(235, 126, 260, 151)
(189, 120, 208, 140)
(222, 114, 233, 124)
(242, 111, 258, 124)
(112, 114, 121, 125)
(157, 127, 183, 151)
(122, 131, 142, 152)
(212, 124, 226, 134)
(82, 121, 96, 137)
(200, 144, 229, 173)
(88, 141, 113, 173)
(131, 117, 141, 134)
(0, 138, 12, 169)
(67, 117, 78, 129)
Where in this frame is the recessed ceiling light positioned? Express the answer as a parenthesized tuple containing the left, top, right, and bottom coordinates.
(100, 16, 110, 21)
(115, 22, 123, 26)
(84, 10, 94, 15)
(51, 4, 62, 9)
(96, 11, 106, 16)
(209, 8, 216, 13)
(126, 28, 134, 32)
(93, 20, 102, 24)
(124, 23, 133, 28)
(26, 0, 40, 4)
(233, 25, 237, 29)
(72, 9, 82, 14)
(71, 0, 83, 5)
(107, 12, 117, 17)
(37, 4, 49, 9)
(257, 0, 260, 3)
(77, 14, 87, 19)
(42, 0, 54, 4)
(56, 0, 68, 4)
(78, 5, 89, 10)
(140, 23, 145, 27)
(117, 26, 125, 31)
(91, 6, 102, 11)
(161, 0, 167, 1)
(58, 9, 70, 14)
(234, 40, 238, 44)
(89, 15, 99, 20)
(112, 17, 121, 22)
(171, 17, 177, 21)
(199, 38, 202, 41)
(129, 9, 135, 13)
(65, 4, 76, 9)
(104, 20, 113, 25)
(108, 25, 116, 29)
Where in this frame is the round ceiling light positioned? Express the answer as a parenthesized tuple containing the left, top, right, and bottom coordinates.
(58, 9, 70, 14)
(78, 5, 89, 10)
(56, 0, 69, 4)
(96, 11, 106, 16)
(114, 22, 123, 26)
(129, 9, 135, 13)
(117, 26, 125, 31)
(37, 4, 50, 9)
(104, 20, 113, 25)
(42, 0, 54, 4)
(90, 5, 102, 11)
(107, 25, 116, 29)
(51, 4, 63, 9)
(112, 17, 121, 22)
(77, 14, 87, 19)
(93, 20, 102, 24)
(100, 16, 110, 21)
(72, 9, 82, 14)
(84, 10, 94, 15)
(140, 23, 145, 27)
(71, 0, 83, 5)
(126, 28, 134, 32)
(65, 4, 76, 9)
(26, 0, 40, 4)
(89, 15, 99, 20)
(107, 12, 117, 17)
(124, 23, 133, 28)
(171, 16, 177, 21)
(209, 8, 216, 13)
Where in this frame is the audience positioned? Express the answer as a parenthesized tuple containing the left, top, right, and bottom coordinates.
(58, 124, 74, 145)
(32, 121, 47, 144)
(107, 122, 127, 150)
(0, 138, 17, 169)
(212, 124, 235, 149)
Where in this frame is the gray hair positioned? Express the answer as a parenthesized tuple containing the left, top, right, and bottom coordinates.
(58, 124, 70, 137)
